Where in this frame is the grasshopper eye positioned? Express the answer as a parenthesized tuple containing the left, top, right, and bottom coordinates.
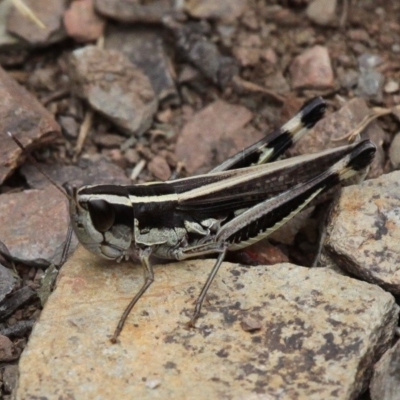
(88, 199, 115, 232)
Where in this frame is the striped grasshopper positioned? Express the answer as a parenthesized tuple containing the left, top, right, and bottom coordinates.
(10, 97, 376, 343)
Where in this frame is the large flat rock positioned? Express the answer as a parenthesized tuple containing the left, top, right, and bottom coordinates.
(16, 246, 398, 399)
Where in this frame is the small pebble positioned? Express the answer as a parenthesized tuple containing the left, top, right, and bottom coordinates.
(384, 80, 399, 94)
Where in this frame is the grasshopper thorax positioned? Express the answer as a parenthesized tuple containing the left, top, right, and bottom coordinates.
(64, 184, 134, 262)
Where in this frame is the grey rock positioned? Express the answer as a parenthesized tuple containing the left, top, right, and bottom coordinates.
(16, 247, 398, 399)
(2, 364, 19, 394)
(370, 340, 400, 400)
(21, 157, 130, 189)
(356, 68, 384, 102)
(94, 0, 178, 23)
(323, 171, 400, 294)
(0, 264, 16, 303)
(0, 286, 36, 320)
(164, 17, 239, 88)
(0, 0, 25, 50)
(69, 46, 158, 136)
(105, 26, 178, 103)
(6, 0, 68, 46)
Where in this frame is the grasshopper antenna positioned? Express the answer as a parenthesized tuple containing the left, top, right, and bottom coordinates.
(7, 131, 73, 201)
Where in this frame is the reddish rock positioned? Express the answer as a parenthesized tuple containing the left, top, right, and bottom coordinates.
(176, 100, 258, 174)
(148, 155, 171, 181)
(63, 0, 106, 42)
(290, 45, 334, 90)
(0, 66, 60, 184)
(0, 335, 17, 362)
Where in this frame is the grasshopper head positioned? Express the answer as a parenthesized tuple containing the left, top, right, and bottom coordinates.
(65, 184, 134, 262)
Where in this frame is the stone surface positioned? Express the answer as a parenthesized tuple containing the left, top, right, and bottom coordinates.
(370, 339, 400, 400)
(290, 98, 385, 178)
(184, 0, 247, 22)
(164, 17, 238, 88)
(0, 187, 71, 267)
(0, 264, 16, 303)
(289, 45, 334, 90)
(63, 0, 106, 42)
(16, 246, 398, 399)
(68, 46, 158, 136)
(306, 0, 337, 26)
(176, 100, 258, 174)
(0, 66, 60, 184)
(21, 157, 130, 189)
(0, 335, 17, 362)
(7, 0, 68, 46)
(0, 0, 25, 50)
(389, 132, 400, 169)
(323, 171, 400, 294)
(148, 155, 171, 181)
(105, 26, 178, 103)
(2, 364, 19, 394)
(94, 0, 176, 23)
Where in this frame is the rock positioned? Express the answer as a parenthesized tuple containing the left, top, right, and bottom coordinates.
(289, 98, 385, 178)
(0, 264, 16, 303)
(232, 46, 261, 67)
(306, 0, 337, 26)
(184, 0, 247, 22)
(0, 66, 60, 184)
(355, 54, 385, 102)
(58, 115, 79, 138)
(0, 187, 71, 267)
(0, 287, 36, 320)
(1, 320, 35, 338)
(163, 18, 238, 88)
(239, 240, 289, 265)
(384, 80, 399, 94)
(2, 364, 19, 394)
(148, 155, 171, 181)
(105, 26, 178, 103)
(0, 0, 25, 50)
(176, 100, 258, 174)
(68, 46, 158, 136)
(356, 69, 384, 102)
(63, 0, 106, 43)
(323, 171, 400, 295)
(94, 0, 177, 23)
(289, 45, 335, 90)
(389, 132, 400, 169)
(6, 0, 68, 46)
(21, 158, 130, 189)
(93, 133, 125, 148)
(16, 246, 398, 398)
(370, 340, 400, 400)
(0, 335, 17, 362)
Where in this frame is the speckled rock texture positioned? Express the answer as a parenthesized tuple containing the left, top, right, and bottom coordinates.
(16, 246, 398, 399)
(323, 171, 400, 294)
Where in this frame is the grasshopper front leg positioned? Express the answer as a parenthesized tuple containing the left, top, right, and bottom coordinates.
(111, 247, 154, 343)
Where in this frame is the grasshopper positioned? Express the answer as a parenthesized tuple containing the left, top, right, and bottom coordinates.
(9, 97, 376, 343)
